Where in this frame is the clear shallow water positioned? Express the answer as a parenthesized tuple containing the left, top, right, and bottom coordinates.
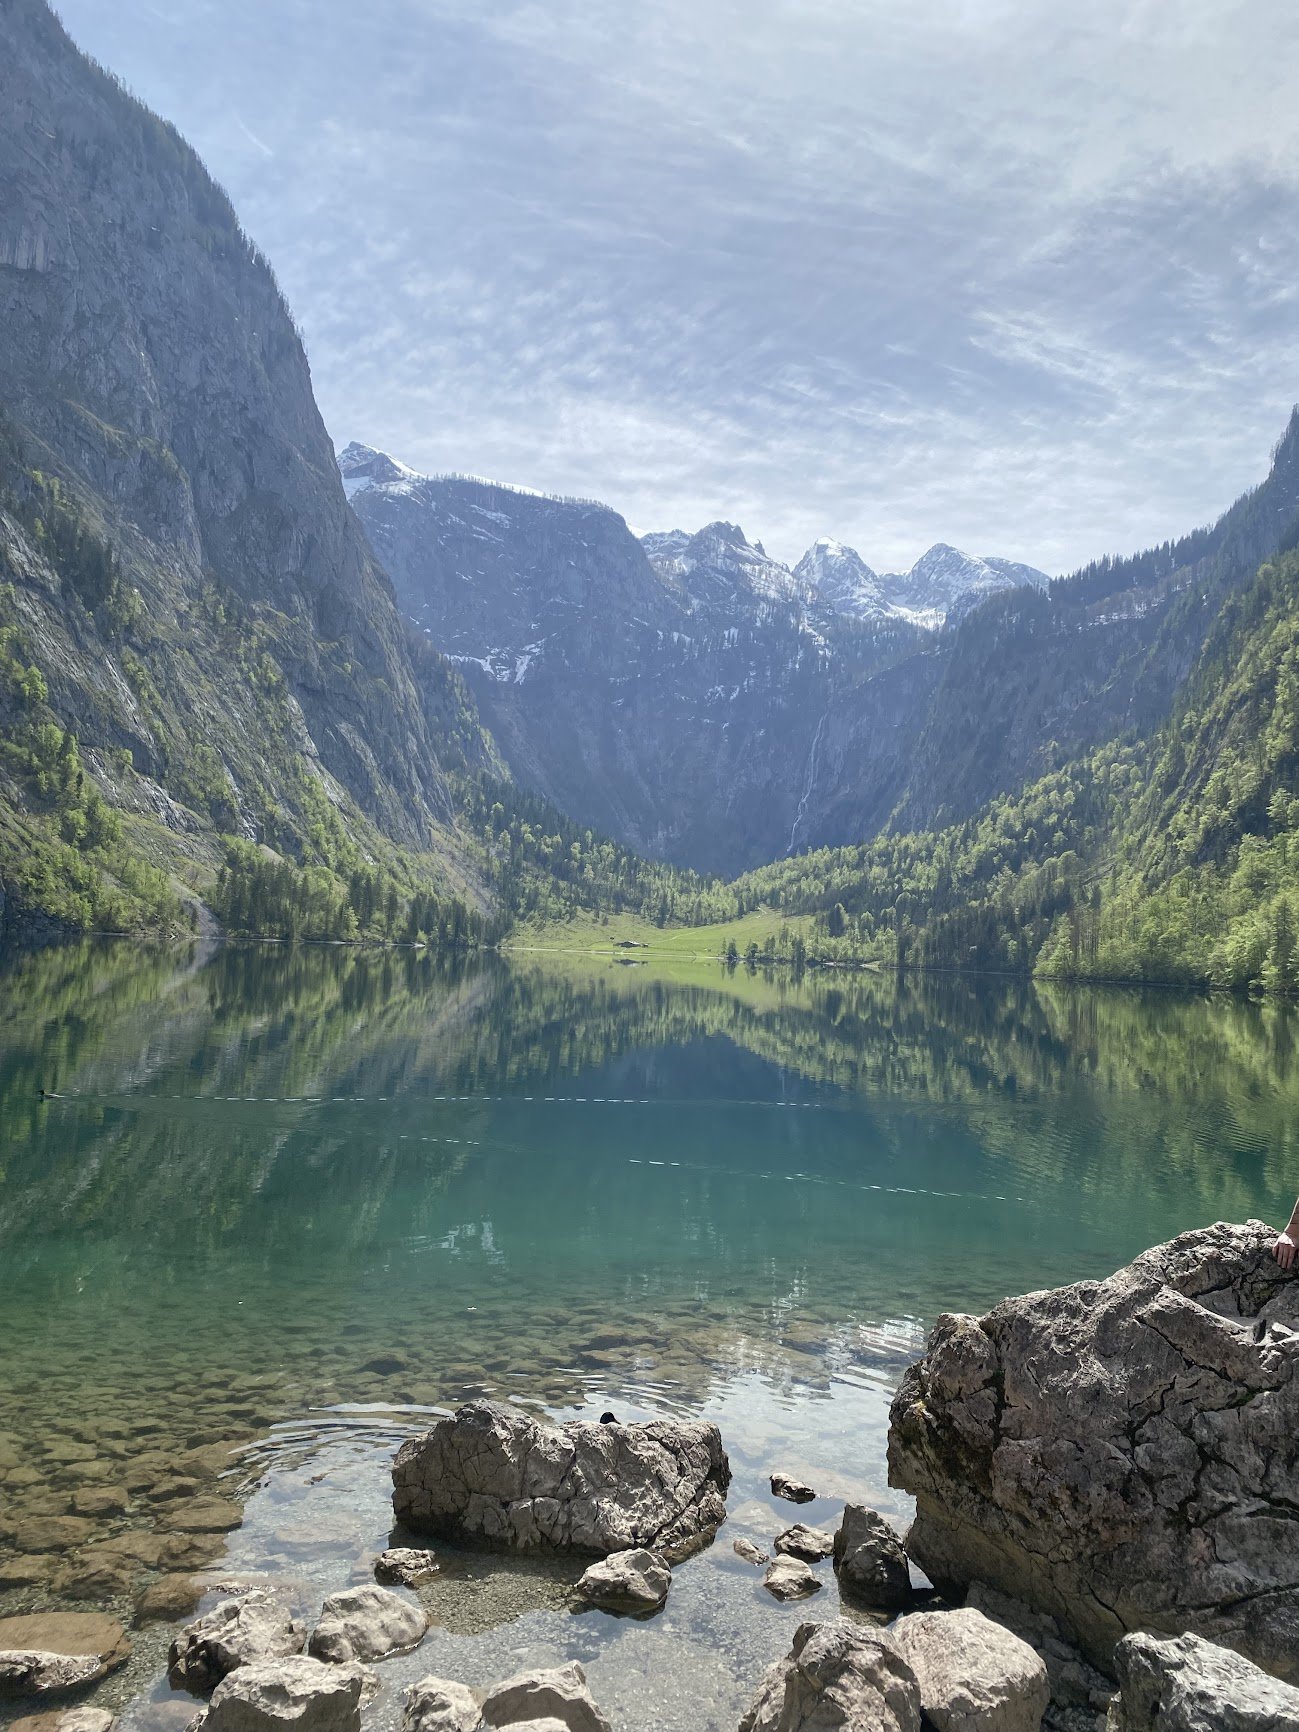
(3, 942, 1299, 1729)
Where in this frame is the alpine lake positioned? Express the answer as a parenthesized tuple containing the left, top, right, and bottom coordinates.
(3, 938, 1299, 1732)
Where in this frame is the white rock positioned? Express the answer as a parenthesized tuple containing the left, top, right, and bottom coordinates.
(308, 1586, 428, 1664)
(575, 1548, 671, 1612)
(169, 1593, 306, 1695)
(478, 1661, 611, 1732)
(762, 1556, 821, 1600)
(400, 1676, 479, 1732)
(1108, 1630, 1299, 1732)
(204, 1657, 367, 1732)
(739, 1619, 921, 1732)
(890, 1608, 1049, 1732)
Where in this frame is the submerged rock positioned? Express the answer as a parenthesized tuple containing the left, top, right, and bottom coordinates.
(400, 1676, 479, 1732)
(773, 1524, 834, 1562)
(833, 1506, 913, 1610)
(738, 1620, 921, 1732)
(889, 1221, 1299, 1677)
(392, 1401, 729, 1559)
(889, 1607, 1049, 1732)
(478, 1661, 611, 1732)
(0, 1614, 130, 1697)
(769, 1472, 816, 1505)
(202, 1657, 368, 1732)
(374, 1549, 441, 1589)
(1108, 1630, 1299, 1731)
(574, 1548, 671, 1612)
(169, 1592, 306, 1695)
(10, 1710, 116, 1732)
(762, 1557, 821, 1600)
(307, 1585, 428, 1665)
(732, 1538, 769, 1566)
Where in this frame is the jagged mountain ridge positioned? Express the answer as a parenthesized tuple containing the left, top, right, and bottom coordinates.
(346, 418, 1299, 877)
(0, 0, 497, 928)
(341, 440, 1057, 873)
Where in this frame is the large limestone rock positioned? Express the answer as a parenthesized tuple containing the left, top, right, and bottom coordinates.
(392, 1402, 730, 1560)
(0, 1615, 130, 1697)
(738, 1620, 922, 1732)
(307, 1585, 428, 1664)
(833, 1507, 913, 1610)
(888, 1222, 1299, 1678)
(478, 1662, 610, 1732)
(203, 1657, 367, 1732)
(169, 1592, 306, 1694)
(400, 1676, 479, 1732)
(889, 1608, 1048, 1732)
(1107, 1631, 1299, 1731)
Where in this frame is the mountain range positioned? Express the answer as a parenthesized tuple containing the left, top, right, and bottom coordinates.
(6, 0, 1299, 986)
(341, 440, 1054, 872)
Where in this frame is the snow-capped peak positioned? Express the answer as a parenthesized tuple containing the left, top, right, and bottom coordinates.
(887, 543, 1050, 616)
(795, 537, 887, 619)
(642, 521, 804, 609)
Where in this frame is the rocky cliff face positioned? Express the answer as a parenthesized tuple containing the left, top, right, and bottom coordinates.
(345, 422, 1299, 877)
(888, 1221, 1299, 1683)
(0, 0, 494, 920)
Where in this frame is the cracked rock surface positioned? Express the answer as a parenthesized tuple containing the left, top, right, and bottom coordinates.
(738, 1620, 921, 1732)
(392, 1402, 730, 1560)
(1108, 1631, 1299, 1731)
(888, 1221, 1299, 1679)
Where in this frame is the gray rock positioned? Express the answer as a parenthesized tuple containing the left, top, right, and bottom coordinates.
(890, 1607, 1049, 1732)
(763, 1557, 822, 1600)
(400, 1676, 479, 1732)
(738, 1619, 922, 1732)
(203, 1658, 367, 1732)
(169, 1593, 306, 1695)
(307, 1586, 428, 1665)
(392, 1401, 729, 1560)
(833, 1506, 913, 1609)
(0, 1615, 131, 1697)
(775, 1524, 835, 1561)
(575, 1548, 671, 1612)
(770, 1472, 816, 1504)
(9, 1712, 116, 1732)
(889, 1222, 1299, 1678)
(1107, 1631, 1299, 1732)
(733, 1538, 769, 1566)
(375, 1549, 441, 1589)
(965, 1585, 1117, 1715)
(478, 1661, 610, 1732)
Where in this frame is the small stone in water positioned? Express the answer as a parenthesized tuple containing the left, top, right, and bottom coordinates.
(762, 1556, 822, 1600)
(732, 1538, 769, 1566)
(769, 1471, 816, 1504)
(374, 1549, 440, 1589)
(773, 1523, 835, 1561)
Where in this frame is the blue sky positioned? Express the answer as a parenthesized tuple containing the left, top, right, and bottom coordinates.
(58, 0, 1299, 572)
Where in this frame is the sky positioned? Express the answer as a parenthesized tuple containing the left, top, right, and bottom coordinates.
(56, 0, 1299, 573)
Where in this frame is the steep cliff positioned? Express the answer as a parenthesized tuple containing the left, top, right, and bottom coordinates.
(0, 0, 495, 931)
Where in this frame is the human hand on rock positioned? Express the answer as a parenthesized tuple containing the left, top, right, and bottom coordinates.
(1274, 1231, 1296, 1269)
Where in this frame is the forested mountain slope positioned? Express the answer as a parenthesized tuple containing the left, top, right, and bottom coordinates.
(735, 538, 1299, 994)
(0, 0, 497, 934)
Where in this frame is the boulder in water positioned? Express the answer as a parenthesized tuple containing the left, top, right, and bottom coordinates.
(889, 1222, 1299, 1678)
(307, 1585, 428, 1665)
(574, 1548, 671, 1612)
(478, 1662, 610, 1732)
(169, 1592, 305, 1695)
(392, 1402, 729, 1560)
(833, 1506, 913, 1610)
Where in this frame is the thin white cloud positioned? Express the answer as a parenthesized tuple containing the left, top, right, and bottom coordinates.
(53, 0, 1299, 572)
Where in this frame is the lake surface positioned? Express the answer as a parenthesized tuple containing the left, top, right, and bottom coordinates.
(2, 941, 1298, 1730)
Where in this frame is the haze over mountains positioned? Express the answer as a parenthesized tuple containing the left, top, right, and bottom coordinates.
(340, 440, 1055, 871)
(340, 429, 1299, 876)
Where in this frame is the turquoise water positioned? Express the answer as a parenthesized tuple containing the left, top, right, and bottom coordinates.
(2, 941, 1299, 1730)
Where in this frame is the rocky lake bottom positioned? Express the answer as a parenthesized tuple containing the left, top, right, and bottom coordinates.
(3, 940, 1299, 1730)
